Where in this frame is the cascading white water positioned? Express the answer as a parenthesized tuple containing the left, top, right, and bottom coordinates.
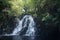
(12, 15, 36, 36)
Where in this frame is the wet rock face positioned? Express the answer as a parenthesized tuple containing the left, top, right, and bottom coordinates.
(0, 16, 19, 34)
(7, 17, 18, 34)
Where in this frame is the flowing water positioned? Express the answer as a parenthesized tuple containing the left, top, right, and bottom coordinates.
(12, 15, 36, 36)
(0, 15, 38, 40)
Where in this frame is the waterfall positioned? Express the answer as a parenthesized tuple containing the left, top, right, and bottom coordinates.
(12, 15, 36, 36)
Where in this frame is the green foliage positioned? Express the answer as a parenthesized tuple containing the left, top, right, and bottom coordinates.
(0, 0, 9, 11)
(8, 0, 24, 16)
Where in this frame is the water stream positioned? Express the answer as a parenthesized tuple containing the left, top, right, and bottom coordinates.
(0, 15, 37, 40)
(12, 15, 36, 36)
